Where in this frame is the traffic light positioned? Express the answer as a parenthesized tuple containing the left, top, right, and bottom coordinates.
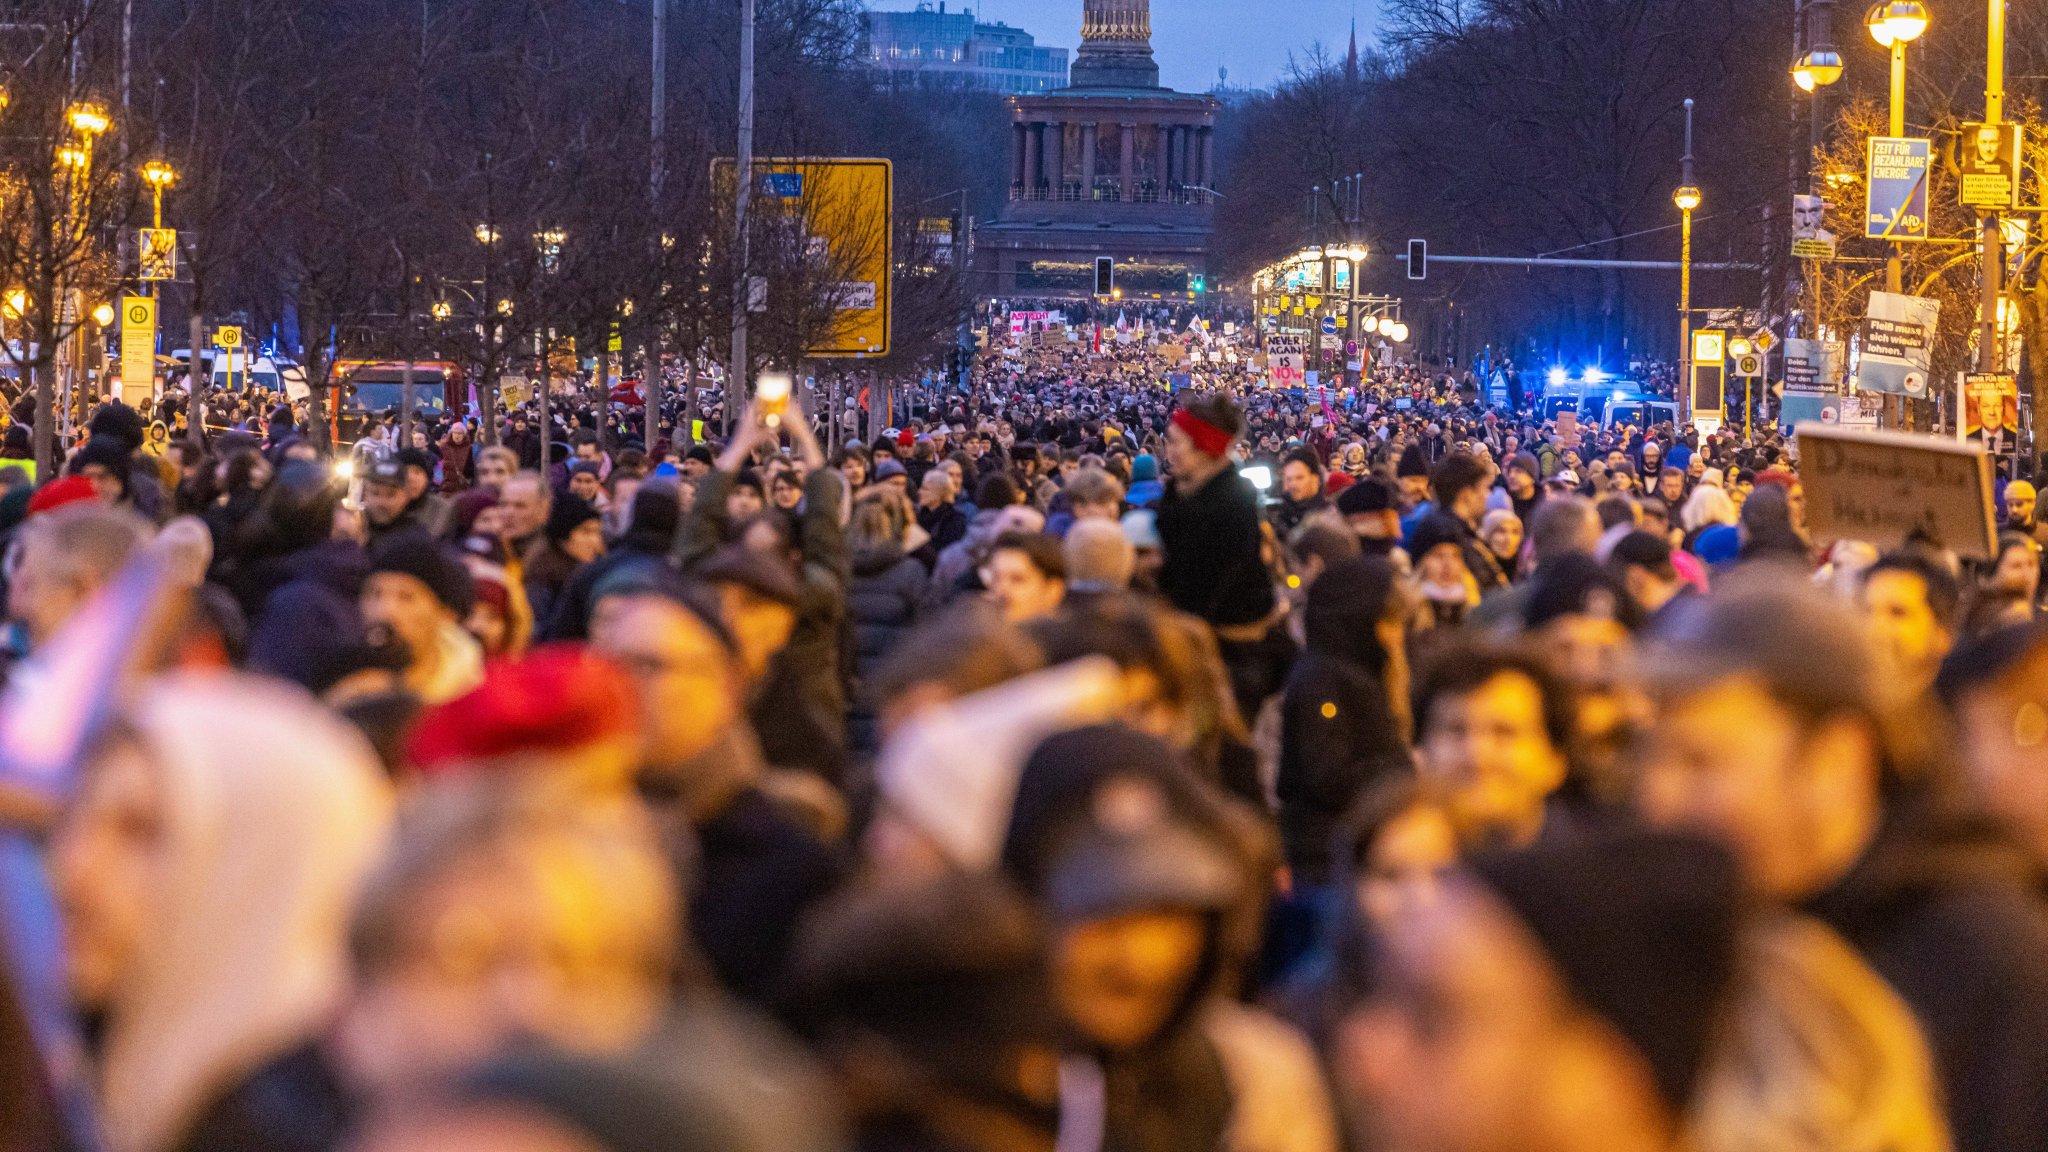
(1406, 239, 1427, 280)
(1094, 256, 1115, 298)
(1191, 274, 1206, 294)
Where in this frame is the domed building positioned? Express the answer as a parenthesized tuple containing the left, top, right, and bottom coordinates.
(976, 0, 1219, 299)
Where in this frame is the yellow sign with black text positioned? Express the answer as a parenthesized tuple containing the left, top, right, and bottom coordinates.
(119, 296, 156, 405)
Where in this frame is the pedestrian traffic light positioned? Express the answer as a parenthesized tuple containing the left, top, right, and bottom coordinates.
(1406, 239, 1427, 280)
(1192, 274, 1206, 294)
(1094, 256, 1114, 298)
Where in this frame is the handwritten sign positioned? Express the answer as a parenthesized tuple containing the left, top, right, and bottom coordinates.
(1795, 424, 1996, 559)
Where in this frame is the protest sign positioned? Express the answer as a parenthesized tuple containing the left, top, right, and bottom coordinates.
(1795, 424, 1996, 559)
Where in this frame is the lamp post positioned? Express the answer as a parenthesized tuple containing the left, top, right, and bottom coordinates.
(1868, 0, 1927, 300)
(1977, 0, 2005, 385)
(1674, 99, 1702, 425)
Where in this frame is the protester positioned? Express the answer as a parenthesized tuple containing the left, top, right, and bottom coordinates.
(11, 314, 2048, 1152)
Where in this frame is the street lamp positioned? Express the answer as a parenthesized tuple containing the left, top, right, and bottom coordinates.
(1790, 48, 1845, 91)
(1674, 98, 1702, 423)
(66, 103, 110, 137)
(1867, 0, 1928, 46)
(431, 299, 453, 321)
(91, 302, 113, 327)
(474, 223, 499, 245)
(141, 159, 177, 228)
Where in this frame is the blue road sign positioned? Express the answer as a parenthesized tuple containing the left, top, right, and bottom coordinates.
(1320, 315, 1336, 335)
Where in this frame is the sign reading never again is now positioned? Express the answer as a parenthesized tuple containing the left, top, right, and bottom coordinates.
(1795, 423, 1997, 559)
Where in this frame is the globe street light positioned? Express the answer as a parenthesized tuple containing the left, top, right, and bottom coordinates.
(1790, 48, 1845, 91)
(1867, 0, 1928, 46)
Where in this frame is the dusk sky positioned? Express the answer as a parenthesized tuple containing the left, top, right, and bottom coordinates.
(892, 0, 1378, 92)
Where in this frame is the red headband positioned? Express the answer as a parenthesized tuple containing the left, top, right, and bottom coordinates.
(1172, 408, 1235, 457)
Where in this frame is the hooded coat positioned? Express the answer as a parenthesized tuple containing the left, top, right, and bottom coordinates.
(1278, 557, 1410, 884)
(94, 672, 392, 1152)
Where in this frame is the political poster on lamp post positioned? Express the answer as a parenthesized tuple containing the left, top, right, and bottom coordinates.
(1864, 137, 1931, 241)
(1855, 291, 1940, 397)
(1959, 122, 2023, 211)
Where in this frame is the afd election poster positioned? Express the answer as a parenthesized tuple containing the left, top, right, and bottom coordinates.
(1856, 291, 1940, 397)
(1865, 137, 1931, 241)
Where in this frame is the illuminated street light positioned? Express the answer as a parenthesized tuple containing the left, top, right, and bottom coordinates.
(1324, 243, 1369, 263)
(1384, 320, 1409, 342)
(91, 302, 114, 326)
(496, 298, 514, 316)
(141, 159, 178, 229)
(1362, 315, 1379, 334)
(1867, 0, 1928, 46)
(1790, 48, 1844, 91)
(474, 223, 499, 245)
(3, 290, 26, 318)
(56, 147, 88, 170)
(66, 103, 110, 137)
(430, 299, 453, 321)
(1675, 98, 1701, 422)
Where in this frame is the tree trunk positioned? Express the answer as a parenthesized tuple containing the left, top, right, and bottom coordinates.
(32, 361, 53, 481)
(187, 307, 206, 449)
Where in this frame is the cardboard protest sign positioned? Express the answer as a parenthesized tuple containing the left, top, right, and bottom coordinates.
(1795, 424, 1996, 559)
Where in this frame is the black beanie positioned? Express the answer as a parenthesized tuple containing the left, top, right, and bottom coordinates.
(87, 400, 145, 455)
(545, 492, 602, 546)
(368, 533, 476, 616)
(1469, 828, 1744, 1115)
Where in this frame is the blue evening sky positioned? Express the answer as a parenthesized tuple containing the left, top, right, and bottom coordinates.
(877, 0, 1377, 93)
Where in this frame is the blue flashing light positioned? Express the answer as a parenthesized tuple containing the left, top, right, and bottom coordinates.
(1580, 366, 1607, 385)
(1547, 367, 1569, 388)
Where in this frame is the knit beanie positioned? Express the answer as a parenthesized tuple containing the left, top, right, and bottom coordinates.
(368, 533, 476, 616)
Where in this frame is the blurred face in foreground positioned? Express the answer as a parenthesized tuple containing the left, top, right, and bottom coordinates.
(1336, 880, 1669, 1152)
(1418, 672, 1566, 849)
(1633, 676, 1879, 902)
(983, 548, 1064, 623)
(1357, 803, 1460, 930)
(339, 816, 671, 1099)
(1953, 646, 2048, 870)
(1053, 909, 1207, 1050)
(1860, 570, 1951, 695)
(591, 595, 738, 771)
(361, 571, 449, 662)
(52, 736, 159, 1011)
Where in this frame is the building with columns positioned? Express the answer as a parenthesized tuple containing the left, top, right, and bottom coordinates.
(975, 0, 1219, 298)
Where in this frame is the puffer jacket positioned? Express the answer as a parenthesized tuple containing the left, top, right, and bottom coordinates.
(844, 540, 926, 756)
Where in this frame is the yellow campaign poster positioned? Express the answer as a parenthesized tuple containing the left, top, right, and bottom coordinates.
(119, 296, 156, 406)
(714, 157, 892, 358)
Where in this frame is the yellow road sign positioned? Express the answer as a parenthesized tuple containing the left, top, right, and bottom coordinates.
(214, 325, 242, 349)
(714, 157, 892, 358)
(119, 296, 156, 405)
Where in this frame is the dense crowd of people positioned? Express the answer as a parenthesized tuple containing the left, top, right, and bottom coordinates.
(0, 308, 2046, 1152)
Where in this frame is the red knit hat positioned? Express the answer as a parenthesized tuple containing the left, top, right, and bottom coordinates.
(27, 476, 100, 516)
(1324, 472, 1356, 497)
(406, 644, 640, 773)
